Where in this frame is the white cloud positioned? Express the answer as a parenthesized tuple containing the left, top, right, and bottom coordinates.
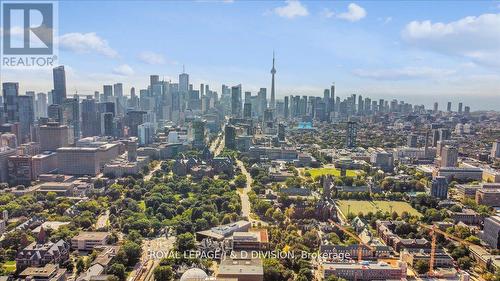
(320, 8, 334, 19)
(274, 0, 309, 19)
(402, 13, 500, 67)
(337, 3, 366, 22)
(138, 51, 166, 65)
(112, 64, 134, 76)
(353, 66, 456, 80)
(59, 32, 118, 58)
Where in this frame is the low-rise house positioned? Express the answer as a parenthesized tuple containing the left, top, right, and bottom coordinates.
(401, 248, 454, 268)
(217, 253, 263, 281)
(18, 264, 66, 281)
(16, 229, 70, 271)
(447, 209, 483, 225)
(196, 220, 251, 241)
(323, 261, 406, 281)
(229, 229, 269, 251)
(71, 232, 110, 251)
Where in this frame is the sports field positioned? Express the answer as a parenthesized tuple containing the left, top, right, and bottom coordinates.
(305, 168, 359, 178)
(336, 200, 422, 217)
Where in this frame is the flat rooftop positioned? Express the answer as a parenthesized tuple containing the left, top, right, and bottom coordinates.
(72, 231, 110, 240)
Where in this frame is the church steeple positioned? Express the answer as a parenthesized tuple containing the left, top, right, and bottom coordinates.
(270, 51, 276, 109)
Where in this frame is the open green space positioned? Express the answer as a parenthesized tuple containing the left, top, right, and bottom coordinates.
(2, 261, 16, 273)
(306, 167, 359, 178)
(336, 200, 422, 217)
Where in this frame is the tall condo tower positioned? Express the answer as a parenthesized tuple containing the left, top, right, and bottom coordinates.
(270, 51, 276, 109)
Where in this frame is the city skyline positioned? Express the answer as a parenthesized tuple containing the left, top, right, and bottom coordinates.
(1, 0, 500, 110)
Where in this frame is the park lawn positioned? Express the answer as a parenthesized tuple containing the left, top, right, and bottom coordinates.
(306, 168, 359, 178)
(336, 200, 422, 218)
(3, 261, 16, 273)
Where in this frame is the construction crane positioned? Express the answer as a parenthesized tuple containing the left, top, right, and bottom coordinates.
(419, 223, 474, 276)
(329, 219, 375, 262)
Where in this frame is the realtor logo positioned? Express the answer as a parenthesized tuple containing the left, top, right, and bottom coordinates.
(1, 1, 58, 68)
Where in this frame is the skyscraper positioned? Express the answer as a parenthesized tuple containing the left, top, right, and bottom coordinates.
(192, 120, 206, 149)
(491, 141, 500, 159)
(330, 83, 335, 114)
(447, 102, 452, 112)
(458, 102, 463, 114)
(284, 96, 289, 119)
(431, 176, 448, 199)
(113, 83, 123, 98)
(81, 97, 99, 137)
(18, 95, 35, 142)
(52, 66, 67, 105)
(231, 84, 242, 118)
(36, 93, 48, 118)
(346, 121, 357, 148)
(2, 82, 19, 123)
(103, 85, 113, 102)
(441, 145, 458, 167)
(270, 52, 276, 109)
(225, 125, 236, 150)
(62, 98, 80, 140)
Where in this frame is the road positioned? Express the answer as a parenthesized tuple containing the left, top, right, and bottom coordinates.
(144, 162, 162, 181)
(94, 210, 110, 229)
(236, 159, 252, 219)
(210, 132, 224, 157)
(236, 159, 268, 227)
(128, 236, 175, 281)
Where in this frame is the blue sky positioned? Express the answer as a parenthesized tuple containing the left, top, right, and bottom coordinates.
(2, 0, 500, 110)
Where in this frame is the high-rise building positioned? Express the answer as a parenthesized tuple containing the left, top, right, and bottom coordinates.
(243, 102, 252, 119)
(346, 121, 357, 148)
(278, 123, 286, 142)
(447, 102, 452, 112)
(62, 98, 80, 140)
(270, 52, 276, 109)
(113, 83, 123, 98)
(357, 95, 364, 115)
(36, 93, 48, 118)
(284, 96, 289, 119)
(433, 102, 438, 113)
(150, 75, 159, 88)
(52, 66, 67, 105)
(81, 97, 99, 137)
(39, 123, 71, 151)
(138, 122, 155, 145)
(0, 146, 17, 182)
(480, 216, 500, 249)
(47, 104, 63, 123)
(441, 145, 458, 167)
(330, 84, 335, 114)
(458, 102, 463, 114)
(431, 176, 448, 199)
(492, 141, 500, 159)
(464, 106, 470, 114)
(257, 88, 267, 117)
(192, 120, 206, 149)
(2, 82, 19, 123)
(126, 110, 147, 137)
(103, 85, 113, 102)
(231, 85, 242, 117)
(407, 134, 418, 148)
(225, 125, 236, 150)
(18, 95, 35, 143)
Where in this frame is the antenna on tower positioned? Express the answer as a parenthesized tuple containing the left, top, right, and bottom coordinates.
(183, 64, 185, 73)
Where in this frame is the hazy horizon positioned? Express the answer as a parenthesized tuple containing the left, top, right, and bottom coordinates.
(2, 0, 500, 110)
